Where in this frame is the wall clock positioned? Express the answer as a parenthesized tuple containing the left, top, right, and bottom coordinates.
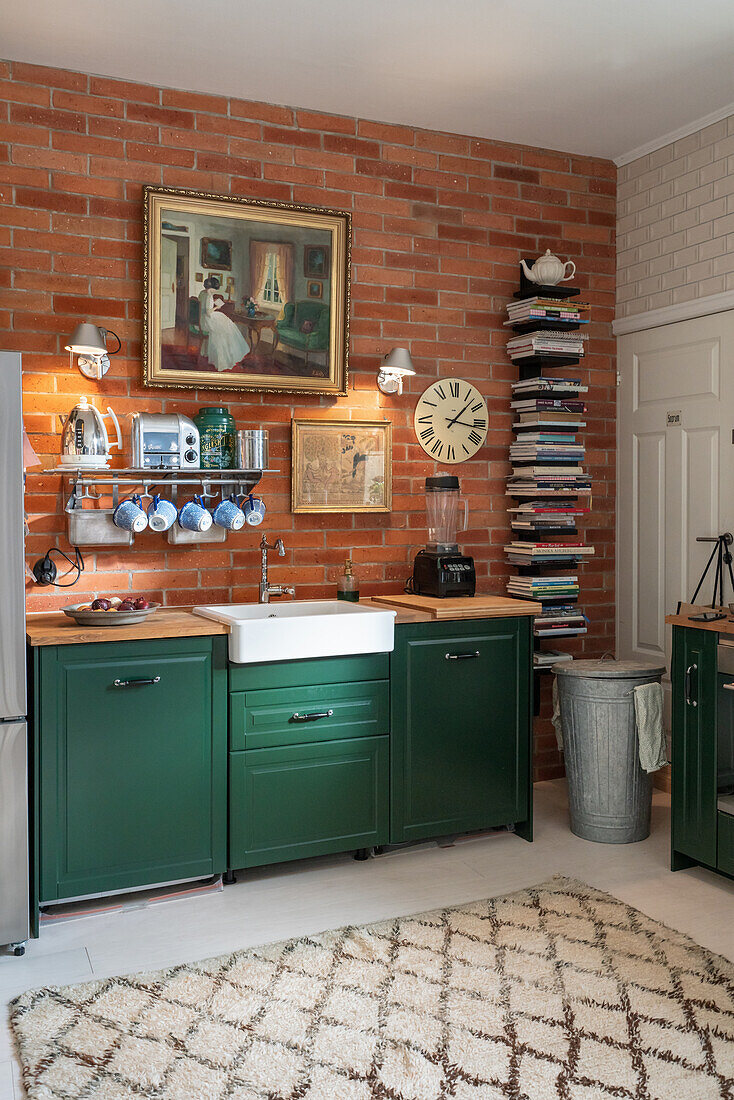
(414, 379, 488, 463)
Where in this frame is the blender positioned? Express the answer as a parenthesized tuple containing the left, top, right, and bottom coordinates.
(411, 474, 476, 597)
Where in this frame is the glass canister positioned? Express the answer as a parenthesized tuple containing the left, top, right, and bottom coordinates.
(195, 407, 235, 469)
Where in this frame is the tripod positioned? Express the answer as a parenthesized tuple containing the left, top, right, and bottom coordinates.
(691, 532, 734, 608)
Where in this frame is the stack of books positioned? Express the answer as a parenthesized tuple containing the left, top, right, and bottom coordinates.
(507, 574, 580, 601)
(504, 541, 595, 566)
(505, 298, 590, 327)
(533, 649, 573, 669)
(512, 376, 588, 399)
(506, 467, 592, 497)
(509, 502, 589, 535)
(506, 331, 587, 362)
(533, 607, 588, 637)
(510, 436, 585, 464)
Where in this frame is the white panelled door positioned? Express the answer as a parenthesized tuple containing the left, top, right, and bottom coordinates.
(160, 236, 177, 330)
(617, 313, 734, 698)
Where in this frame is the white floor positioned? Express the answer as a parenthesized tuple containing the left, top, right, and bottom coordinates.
(2, 779, 733, 1098)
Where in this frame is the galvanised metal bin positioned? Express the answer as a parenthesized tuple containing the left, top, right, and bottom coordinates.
(553, 659, 666, 843)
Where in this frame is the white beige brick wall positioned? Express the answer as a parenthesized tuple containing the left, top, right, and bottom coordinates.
(617, 116, 734, 318)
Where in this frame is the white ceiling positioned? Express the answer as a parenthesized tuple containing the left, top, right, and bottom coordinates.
(5, 0, 734, 161)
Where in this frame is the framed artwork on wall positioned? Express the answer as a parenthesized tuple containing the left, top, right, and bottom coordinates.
(304, 245, 330, 278)
(143, 186, 350, 395)
(291, 418, 392, 513)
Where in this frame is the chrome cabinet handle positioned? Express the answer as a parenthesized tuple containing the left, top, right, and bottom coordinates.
(291, 709, 334, 722)
(113, 676, 161, 688)
(445, 651, 480, 660)
(684, 663, 697, 707)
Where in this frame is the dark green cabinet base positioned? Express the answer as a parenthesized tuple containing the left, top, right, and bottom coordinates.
(35, 636, 227, 903)
(229, 736, 389, 869)
(390, 617, 533, 845)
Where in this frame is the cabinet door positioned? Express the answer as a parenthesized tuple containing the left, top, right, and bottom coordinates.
(230, 736, 389, 869)
(391, 619, 531, 843)
(38, 638, 227, 901)
(671, 626, 717, 868)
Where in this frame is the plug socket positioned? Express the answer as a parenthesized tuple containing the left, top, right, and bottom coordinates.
(32, 556, 57, 586)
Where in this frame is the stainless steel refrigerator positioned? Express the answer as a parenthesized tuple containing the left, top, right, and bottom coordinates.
(0, 351, 30, 953)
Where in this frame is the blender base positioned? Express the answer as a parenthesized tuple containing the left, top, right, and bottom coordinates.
(411, 549, 476, 598)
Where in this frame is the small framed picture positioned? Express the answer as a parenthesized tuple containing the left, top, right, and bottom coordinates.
(304, 245, 330, 278)
(200, 237, 232, 270)
(307, 280, 323, 299)
(291, 418, 392, 513)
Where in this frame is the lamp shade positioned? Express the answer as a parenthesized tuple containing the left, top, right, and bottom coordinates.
(381, 347, 416, 376)
(65, 323, 108, 356)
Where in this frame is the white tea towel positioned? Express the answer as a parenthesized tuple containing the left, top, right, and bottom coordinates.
(552, 676, 563, 750)
(633, 681, 667, 773)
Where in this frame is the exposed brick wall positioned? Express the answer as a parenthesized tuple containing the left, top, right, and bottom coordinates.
(1, 60, 616, 781)
(617, 115, 734, 318)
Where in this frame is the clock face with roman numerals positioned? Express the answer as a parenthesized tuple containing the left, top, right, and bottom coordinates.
(413, 379, 488, 463)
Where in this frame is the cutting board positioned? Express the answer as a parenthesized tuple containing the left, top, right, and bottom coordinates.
(369, 594, 541, 619)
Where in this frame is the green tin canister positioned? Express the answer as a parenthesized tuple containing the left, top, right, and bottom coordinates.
(195, 406, 236, 469)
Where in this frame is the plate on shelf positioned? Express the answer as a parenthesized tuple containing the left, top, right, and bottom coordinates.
(62, 602, 161, 626)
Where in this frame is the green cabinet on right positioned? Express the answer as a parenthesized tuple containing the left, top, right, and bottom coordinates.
(390, 617, 533, 844)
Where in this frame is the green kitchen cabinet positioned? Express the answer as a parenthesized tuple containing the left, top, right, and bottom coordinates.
(35, 635, 227, 902)
(230, 737, 389, 868)
(390, 617, 533, 844)
(670, 626, 718, 870)
(227, 653, 390, 870)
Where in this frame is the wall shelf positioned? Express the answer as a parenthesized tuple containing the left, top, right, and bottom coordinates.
(59, 467, 276, 547)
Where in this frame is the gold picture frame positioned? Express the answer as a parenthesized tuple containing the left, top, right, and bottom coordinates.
(143, 186, 350, 395)
(291, 419, 392, 513)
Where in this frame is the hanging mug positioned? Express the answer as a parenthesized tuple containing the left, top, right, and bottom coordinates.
(243, 495, 266, 526)
(146, 494, 178, 532)
(113, 493, 148, 533)
(178, 494, 213, 533)
(212, 493, 246, 531)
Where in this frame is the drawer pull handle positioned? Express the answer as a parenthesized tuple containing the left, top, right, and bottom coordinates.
(445, 651, 480, 660)
(685, 663, 697, 707)
(291, 709, 334, 722)
(113, 676, 161, 688)
(724, 682, 734, 692)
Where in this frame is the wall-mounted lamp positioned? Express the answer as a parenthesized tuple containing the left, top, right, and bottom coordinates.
(65, 323, 121, 380)
(377, 347, 416, 395)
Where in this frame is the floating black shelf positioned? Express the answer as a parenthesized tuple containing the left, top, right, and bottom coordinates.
(508, 318, 583, 335)
(514, 265, 581, 300)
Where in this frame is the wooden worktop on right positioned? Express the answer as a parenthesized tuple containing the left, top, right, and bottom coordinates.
(369, 593, 542, 619)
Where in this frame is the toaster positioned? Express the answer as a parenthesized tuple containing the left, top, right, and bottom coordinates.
(131, 413, 200, 469)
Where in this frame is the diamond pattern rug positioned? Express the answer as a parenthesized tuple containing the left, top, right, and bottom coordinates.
(9, 876, 734, 1099)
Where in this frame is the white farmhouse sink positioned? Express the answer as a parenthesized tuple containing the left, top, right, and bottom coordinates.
(194, 600, 396, 664)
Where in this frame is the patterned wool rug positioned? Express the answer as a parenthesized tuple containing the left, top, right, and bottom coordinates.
(9, 877, 734, 1099)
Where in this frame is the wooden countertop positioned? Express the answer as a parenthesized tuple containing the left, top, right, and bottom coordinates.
(27, 594, 540, 647)
(370, 593, 542, 619)
(666, 602, 734, 636)
(26, 609, 229, 647)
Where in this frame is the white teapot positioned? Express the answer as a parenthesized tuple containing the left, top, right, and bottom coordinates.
(520, 250, 576, 286)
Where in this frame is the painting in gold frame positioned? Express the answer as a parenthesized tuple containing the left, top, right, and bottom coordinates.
(291, 419, 392, 513)
(143, 186, 350, 395)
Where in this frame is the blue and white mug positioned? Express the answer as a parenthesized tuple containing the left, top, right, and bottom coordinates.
(147, 494, 178, 533)
(178, 494, 213, 533)
(212, 493, 245, 531)
(243, 495, 266, 527)
(113, 493, 148, 533)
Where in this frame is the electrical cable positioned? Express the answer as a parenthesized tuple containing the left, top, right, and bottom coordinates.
(33, 547, 85, 587)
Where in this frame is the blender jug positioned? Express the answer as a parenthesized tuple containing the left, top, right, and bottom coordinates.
(425, 474, 468, 552)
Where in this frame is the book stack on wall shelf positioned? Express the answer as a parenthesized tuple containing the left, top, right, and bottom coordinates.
(504, 266, 593, 672)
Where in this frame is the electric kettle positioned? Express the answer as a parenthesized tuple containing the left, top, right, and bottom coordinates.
(59, 397, 122, 468)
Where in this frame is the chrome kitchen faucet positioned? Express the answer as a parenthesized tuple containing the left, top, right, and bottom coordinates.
(259, 535, 296, 603)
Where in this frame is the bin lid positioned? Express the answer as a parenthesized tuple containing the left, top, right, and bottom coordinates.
(552, 658, 666, 679)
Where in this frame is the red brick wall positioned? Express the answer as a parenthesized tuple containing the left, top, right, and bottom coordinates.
(1, 60, 616, 780)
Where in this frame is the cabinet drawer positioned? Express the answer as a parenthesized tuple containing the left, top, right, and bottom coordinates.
(717, 811, 734, 876)
(229, 681, 388, 750)
(228, 652, 389, 692)
(229, 736, 389, 868)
